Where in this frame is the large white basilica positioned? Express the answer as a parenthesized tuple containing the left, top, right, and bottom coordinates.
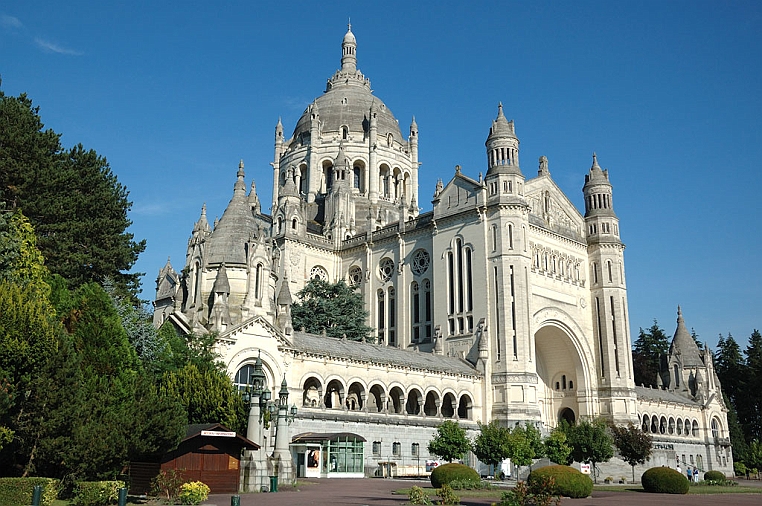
(153, 26, 732, 485)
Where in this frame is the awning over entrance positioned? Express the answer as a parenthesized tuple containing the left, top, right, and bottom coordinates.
(291, 432, 367, 444)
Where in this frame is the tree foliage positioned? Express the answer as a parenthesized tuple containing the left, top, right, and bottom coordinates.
(472, 420, 510, 468)
(563, 419, 614, 483)
(160, 363, 245, 434)
(610, 422, 652, 483)
(0, 88, 145, 296)
(543, 427, 572, 466)
(291, 278, 373, 341)
(428, 420, 471, 463)
(632, 320, 670, 388)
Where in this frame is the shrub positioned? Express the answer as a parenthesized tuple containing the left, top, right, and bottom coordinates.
(0, 477, 59, 506)
(703, 470, 725, 482)
(178, 481, 210, 505)
(641, 467, 690, 494)
(72, 481, 125, 506)
(408, 485, 432, 505)
(437, 484, 460, 505)
(448, 478, 492, 490)
(151, 469, 185, 500)
(527, 465, 592, 498)
(495, 479, 560, 506)
(734, 461, 747, 476)
(430, 463, 480, 488)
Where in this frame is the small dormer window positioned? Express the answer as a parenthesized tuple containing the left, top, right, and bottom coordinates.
(387, 133, 393, 147)
(342, 126, 348, 139)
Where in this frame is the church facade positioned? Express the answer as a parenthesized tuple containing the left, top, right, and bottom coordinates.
(152, 26, 732, 482)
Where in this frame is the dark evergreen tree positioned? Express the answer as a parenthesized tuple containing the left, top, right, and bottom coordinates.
(0, 88, 145, 296)
(715, 333, 744, 409)
(743, 330, 762, 441)
(292, 278, 373, 341)
(632, 320, 670, 387)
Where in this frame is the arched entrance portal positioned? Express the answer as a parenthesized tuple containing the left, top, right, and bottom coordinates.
(535, 322, 589, 428)
(559, 407, 576, 425)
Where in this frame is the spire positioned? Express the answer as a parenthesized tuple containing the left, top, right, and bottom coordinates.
(192, 203, 211, 234)
(341, 21, 357, 72)
(669, 306, 703, 367)
(212, 262, 230, 294)
(234, 159, 246, 195)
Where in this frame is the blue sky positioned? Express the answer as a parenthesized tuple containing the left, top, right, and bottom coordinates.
(2, 1, 760, 350)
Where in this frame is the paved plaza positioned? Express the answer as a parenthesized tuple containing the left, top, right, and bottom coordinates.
(201, 478, 762, 506)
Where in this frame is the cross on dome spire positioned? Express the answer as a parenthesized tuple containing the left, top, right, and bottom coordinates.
(341, 22, 357, 72)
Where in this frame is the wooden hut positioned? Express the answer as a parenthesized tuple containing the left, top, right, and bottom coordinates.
(129, 423, 259, 494)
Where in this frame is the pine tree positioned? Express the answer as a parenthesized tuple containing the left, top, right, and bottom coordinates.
(0, 88, 145, 296)
(743, 330, 762, 441)
(632, 320, 670, 387)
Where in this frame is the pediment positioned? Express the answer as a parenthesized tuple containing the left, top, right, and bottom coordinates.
(219, 314, 293, 348)
(433, 171, 484, 218)
(525, 176, 584, 239)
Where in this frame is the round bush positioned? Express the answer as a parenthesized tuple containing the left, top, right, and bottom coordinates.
(527, 465, 593, 498)
(641, 467, 690, 494)
(430, 463, 480, 488)
(703, 470, 725, 482)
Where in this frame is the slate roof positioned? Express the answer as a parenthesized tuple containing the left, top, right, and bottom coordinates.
(291, 331, 481, 377)
(669, 306, 704, 367)
(634, 385, 699, 406)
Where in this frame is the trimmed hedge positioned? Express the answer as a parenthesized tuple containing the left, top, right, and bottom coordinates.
(73, 480, 126, 506)
(703, 470, 725, 482)
(527, 465, 593, 498)
(430, 463, 480, 488)
(0, 477, 59, 506)
(641, 467, 690, 494)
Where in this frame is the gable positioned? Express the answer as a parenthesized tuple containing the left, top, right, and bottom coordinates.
(525, 176, 584, 240)
(433, 171, 484, 219)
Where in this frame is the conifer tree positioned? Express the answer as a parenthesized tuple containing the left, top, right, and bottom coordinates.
(0, 88, 145, 296)
(631, 320, 670, 387)
(292, 278, 373, 341)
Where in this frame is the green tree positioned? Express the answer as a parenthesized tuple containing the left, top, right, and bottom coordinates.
(632, 320, 670, 388)
(610, 423, 652, 483)
(0, 88, 145, 296)
(543, 427, 572, 466)
(0, 210, 49, 293)
(505, 424, 535, 479)
(743, 330, 762, 441)
(472, 420, 510, 470)
(564, 419, 614, 483)
(428, 420, 471, 463)
(291, 278, 373, 341)
(161, 363, 245, 433)
(746, 440, 762, 471)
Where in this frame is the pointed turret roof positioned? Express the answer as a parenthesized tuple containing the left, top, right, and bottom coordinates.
(212, 263, 230, 294)
(206, 163, 260, 265)
(487, 103, 516, 140)
(584, 153, 610, 185)
(669, 306, 704, 367)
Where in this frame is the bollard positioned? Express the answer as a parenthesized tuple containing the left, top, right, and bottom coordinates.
(31, 485, 42, 506)
(117, 487, 127, 506)
(231, 495, 241, 506)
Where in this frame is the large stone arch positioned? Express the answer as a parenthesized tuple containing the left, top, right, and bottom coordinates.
(533, 308, 596, 427)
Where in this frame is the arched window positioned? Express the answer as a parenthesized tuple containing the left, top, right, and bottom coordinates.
(711, 418, 720, 439)
(607, 261, 613, 283)
(507, 223, 514, 249)
(388, 287, 396, 346)
(342, 126, 348, 140)
(377, 290, 385, 343)
(411, 281, 420, 342)
(254, 263, 263, 299)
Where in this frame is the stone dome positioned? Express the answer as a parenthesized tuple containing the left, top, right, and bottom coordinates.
(289, 27, 404, 148)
